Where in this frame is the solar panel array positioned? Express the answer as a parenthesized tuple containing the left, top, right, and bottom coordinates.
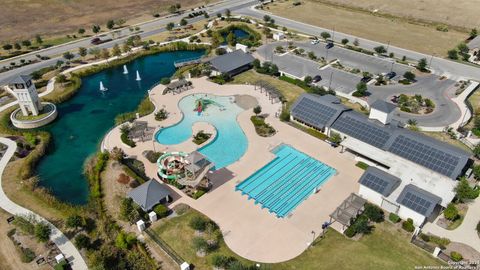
(398, 189, 434, 216)
(388, 135, 459, 178)
(292, 98, 337, 128)
(332, 114, 392, 149)
(360, 172, 396, 196)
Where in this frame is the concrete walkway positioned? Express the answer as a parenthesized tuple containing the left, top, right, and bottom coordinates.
(423, 198, 480, 252)
(0, 137, 88, 269)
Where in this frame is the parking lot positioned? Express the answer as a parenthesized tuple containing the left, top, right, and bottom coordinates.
(256, 41, 461, 127)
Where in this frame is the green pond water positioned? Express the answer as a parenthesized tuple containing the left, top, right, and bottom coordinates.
(36, 50, 204, 205)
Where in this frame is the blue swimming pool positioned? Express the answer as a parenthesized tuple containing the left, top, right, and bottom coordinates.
(236, 144, 336, 218)
(155, 94, 247, 169)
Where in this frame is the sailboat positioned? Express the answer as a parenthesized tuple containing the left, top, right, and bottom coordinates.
(123, 65, 128, 74)
(136, 70, 141, 81)
(99, 81, 108, 91)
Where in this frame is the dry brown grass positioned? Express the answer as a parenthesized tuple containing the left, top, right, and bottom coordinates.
(265, 0, 467, 56)
(0, 0, 205, 41)
(313, 0, 480, 31)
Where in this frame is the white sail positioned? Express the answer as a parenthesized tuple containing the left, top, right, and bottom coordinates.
(136, 70, 141, 81)
(123, 65, 128, 74)
(99, 81, 108, 91)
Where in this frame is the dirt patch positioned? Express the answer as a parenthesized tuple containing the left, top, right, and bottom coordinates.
(101, 161, 133, 227)
(0, 0, 204, 41)
(234, 95, 258, 110)
(445, 242, 480, 262)
(264, 0, 467, 56)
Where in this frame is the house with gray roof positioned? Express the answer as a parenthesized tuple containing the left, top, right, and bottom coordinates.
(209, 50, 255, 77)
(289, 93, 472, 226)
(127, 179, 171, 211)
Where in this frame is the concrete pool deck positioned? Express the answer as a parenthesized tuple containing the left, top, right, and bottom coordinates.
(103, 77, 363, 263)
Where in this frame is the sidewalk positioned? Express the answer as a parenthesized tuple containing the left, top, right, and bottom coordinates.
(0, 137, 88, 269)
(423, 198, 480, 252)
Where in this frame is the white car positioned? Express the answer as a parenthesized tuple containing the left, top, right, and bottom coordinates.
(311, 39, 319, 45)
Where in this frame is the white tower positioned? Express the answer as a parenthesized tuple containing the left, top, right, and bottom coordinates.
(8, 75, 42, 116)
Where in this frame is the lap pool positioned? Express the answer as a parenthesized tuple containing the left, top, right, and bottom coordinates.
(236, 144, 336, 218)
(155, 94, 248, 169)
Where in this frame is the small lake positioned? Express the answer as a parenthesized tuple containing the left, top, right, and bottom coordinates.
(36, 50, 205, 204)
(221, 29, 250, 44)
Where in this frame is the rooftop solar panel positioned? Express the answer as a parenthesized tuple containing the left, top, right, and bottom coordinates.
(396, 184, 441, 216)
(291, 94, 345, 129)
(358, 167, 400, 196)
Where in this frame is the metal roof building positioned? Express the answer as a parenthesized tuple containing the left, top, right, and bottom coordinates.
(209, 50, 255, 76)
(127, 179, 171, 211)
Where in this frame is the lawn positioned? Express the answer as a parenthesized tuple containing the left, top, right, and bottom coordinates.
(421, 131, 471, 153)
(264, 0, 466, 56)
(231, 70, 305, 107)
(151, 207, 443, 270)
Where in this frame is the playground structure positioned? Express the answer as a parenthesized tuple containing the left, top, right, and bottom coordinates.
(156, 151, 215, 188)
(194, 97, 226, 115)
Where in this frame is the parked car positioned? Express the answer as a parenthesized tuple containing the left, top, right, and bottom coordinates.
(91, 38, 101, 45)
(361, 76, 371, 83)
(311, 39, 320, 45)
(325, 42, 334, 49)
(386, 71, 396, 79)
(312, 75, 322, 83)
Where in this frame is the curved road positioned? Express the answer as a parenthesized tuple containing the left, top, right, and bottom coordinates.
(0, 137, 88, 269)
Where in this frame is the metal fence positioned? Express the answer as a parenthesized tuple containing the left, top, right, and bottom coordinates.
(144, 228, 184, 265)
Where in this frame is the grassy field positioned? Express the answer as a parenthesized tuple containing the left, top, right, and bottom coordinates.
(264, 0, 467, 56)
(152, 207, 443, 269)
(0, 0, 205, 41)
(313, 0, 480, 31)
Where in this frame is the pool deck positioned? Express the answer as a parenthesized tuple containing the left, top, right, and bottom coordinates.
(103, 77, 363, 263)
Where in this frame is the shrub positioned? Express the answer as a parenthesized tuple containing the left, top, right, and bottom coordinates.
(129, 179, 140, 188)
(450, 251, 463, 262)
(153, 204, 169, 218)
(192, 237, 209, 253)
(211, 254, 237, 268)
(429, 235, 450, 249)
(117, 173, 130, 184)
(353, 215, 371, 234)
(115, 231, 137, 249)
(189, 216, 208, 231)
(34, 222, 51, 242)
(477, 220, 480, 233)
(443, 203, 459, 221)
(355, 161, 369, 170)
(155, 108, 169, 121)
(344, 226, 356, 238)
(279, 109, 290, 122)
(420, 233, 430, 242)
(192, 190, 206, 199)
(363, 203, 384, 223)
(144, 150, 163, 163)
(74, 234, 91, 249)
(13, 215, 35, 235)
(402, 218, 415, 232)
(388, 213, 401, 223)
(455, 178, 479, 202)
(20, 248, 36, 263)
(160, 77, 171, 85)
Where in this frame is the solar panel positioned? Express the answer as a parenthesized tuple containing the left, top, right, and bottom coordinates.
(331, 114, 392, 148)
(291, 97, 338, 128)
(396, 185, 441, 216)
(388, 135, 460, 178)
(362, 174, 389, 194)
(358, 167, 400, 196)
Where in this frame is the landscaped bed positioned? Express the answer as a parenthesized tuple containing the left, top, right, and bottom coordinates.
(13, 104, 55, 121)
(394, 94, 435, 114)
(250, 115, 276, 137)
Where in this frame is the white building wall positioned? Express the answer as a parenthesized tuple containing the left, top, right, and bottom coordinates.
(358, 185, 383, 206)
(369, 108, 392, 125)
(397, 206, 426, 227)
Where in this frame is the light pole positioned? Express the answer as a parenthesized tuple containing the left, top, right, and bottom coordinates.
(386, 40, 390, 52)
(390, 60, 395, 73)
(311, 230, 316, 247)
(332, 27, 335, 41)
(429, 54, 434, 69)
(328, 71, 334, 91)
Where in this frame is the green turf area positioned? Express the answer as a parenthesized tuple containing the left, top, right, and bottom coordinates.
(151, 208, 443, 269)
(14, 104, 54, 121)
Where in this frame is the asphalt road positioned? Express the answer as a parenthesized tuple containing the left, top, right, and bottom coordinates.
(237, 5, 480, 81)
(257, 41, 460, 127)
(0, 0, 258, 85)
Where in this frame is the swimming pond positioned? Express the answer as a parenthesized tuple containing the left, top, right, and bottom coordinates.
(236, 144, 336, 218)
(155, 94, 248, 169)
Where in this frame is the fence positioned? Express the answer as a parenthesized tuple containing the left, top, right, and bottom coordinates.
(145, 228, 184, 265)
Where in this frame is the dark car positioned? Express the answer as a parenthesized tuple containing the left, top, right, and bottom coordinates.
(325, 42, 334, 49)
(312, 75, 322, 83)
(386, 71, 397, 79)
(361, 76, 371, 83)
(91, 37, 101, 45)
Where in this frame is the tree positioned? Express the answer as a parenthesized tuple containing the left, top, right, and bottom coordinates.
(153, 204, 169, 218)
(473, 165, 480, 180)
(180, 18, 188, 26)
(168, 5, 178, 13)
(166, 22, 175, 31)
(253, 105, 262, 115)
(443, 203, 458, 221)
(457, 42, 469, 54)
(216, 12, 222, 18)
(226, 32, 235, 46)
(2, 44, 12, 51)
(56, 74, 67, 85)
(189, 216, 208, 231)
(447, 49, 458, 60)
(304, 75, 312, 85)
(74, 234, 90, 249)
(106, 20, 115, 30)
(115, 19, 126, 27)
(35, 35, 43, 44)
(92, 24, 101, 34)
(112, 44, 121, 56)
(101, 48, 110, 60)
(374, 46, 387, 54)
(78, 28, 85, 35)
(353, 38, 359, 46)
(14, 43, 21, 50)
(34, 222, 51, 243)
(307, 51, 316, 60)
(120, 198, 140, 223)
(417, 57, 428, 71)
(403, 71, 416, 81)
(65, 215, 82, 230)
(263, 15, 271, 22)
(341, 38, 349, 45)
(89, 47, 101, 59)
(455, 178, 479, 202)
(407, 119, 417, 126)
(471, 28, 478, 38)
(320, 31, 331, 40)
(115, 232, 136, 249)
(63, 51, 75, 61)
(192, 237, 209, 253)
(474, 144, 480, 158)
(225, 9, 231, 18)
(355, 81, 367, 94)
(78, 47, 87, 58)
(21, 40, 31, 47)
(215, 48, 227, 55)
